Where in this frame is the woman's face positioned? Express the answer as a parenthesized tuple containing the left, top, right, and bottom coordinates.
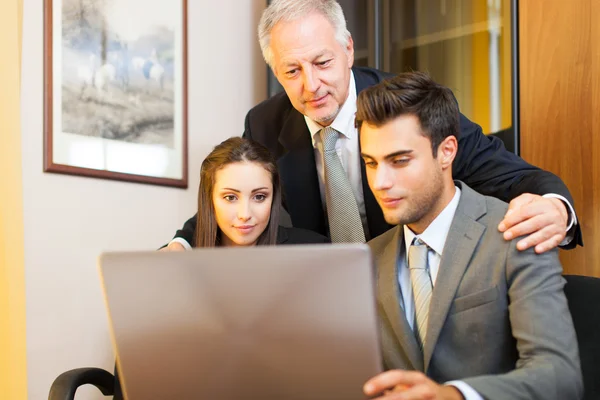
(212, 161, 273, 247)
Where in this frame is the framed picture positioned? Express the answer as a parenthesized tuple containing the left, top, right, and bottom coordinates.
(44, 0, 188, 188)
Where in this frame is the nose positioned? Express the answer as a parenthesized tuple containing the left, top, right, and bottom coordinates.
(236, 199, 251, 222)
(371, 165, 393, 192)
(302, 66, 320, 93)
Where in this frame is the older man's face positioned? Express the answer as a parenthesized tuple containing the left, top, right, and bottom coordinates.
(270, 12, 354, 126)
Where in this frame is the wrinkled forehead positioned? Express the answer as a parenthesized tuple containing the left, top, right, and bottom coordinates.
(270, 13, 341, 62)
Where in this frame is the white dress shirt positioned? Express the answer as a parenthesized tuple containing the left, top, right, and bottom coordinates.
(398, 186, 483, 400)
(304, 71, 369, 236)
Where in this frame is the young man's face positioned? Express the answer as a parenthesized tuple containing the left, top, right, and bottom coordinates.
(270, 12, 354, 126)
(360, 114, 454, 232)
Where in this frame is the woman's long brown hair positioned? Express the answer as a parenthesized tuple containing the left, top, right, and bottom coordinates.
(194, 137, 282, 247)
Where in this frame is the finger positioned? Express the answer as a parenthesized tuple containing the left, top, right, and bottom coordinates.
(166, 242, 186, 251)
(499, 202, 544, 233)
(371, 393, 405, 400)
(506, 193, 538, 214)
(391, 384, 411, 392)
(499, 209, 527, 233)
(364, 371, 427, 396)
(391, 384, 436, 400)
(504, 211, 559, 242)
(515, 224, 565, 251)
(364, 371, 405, 395)
(502, 197, 568, 241)
(500, 196, 565, 234)
(533, 233, 565, 254)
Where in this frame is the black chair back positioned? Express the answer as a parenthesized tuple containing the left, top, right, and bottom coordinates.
(563, 274, 600, 400)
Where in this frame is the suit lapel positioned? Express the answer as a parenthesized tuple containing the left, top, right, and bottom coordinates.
(423, 184, 487, 371)
(277, 111, 327, 235)
(378, 227, 424, 371)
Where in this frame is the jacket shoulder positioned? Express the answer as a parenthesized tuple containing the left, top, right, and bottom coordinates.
(278, 226, 330, 245)
(367, 226, 398, 257)
(246, 92, 294, 130)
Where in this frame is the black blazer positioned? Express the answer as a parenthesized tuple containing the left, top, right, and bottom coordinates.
(175, 66, 582, 248)
(276, 226, 330, 244)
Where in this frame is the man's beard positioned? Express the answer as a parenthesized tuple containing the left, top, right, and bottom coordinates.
(309, 104, 340, 125)
(385, 169, 444, 227)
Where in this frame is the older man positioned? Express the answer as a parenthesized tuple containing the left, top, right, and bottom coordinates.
(165, 0, 581, 253)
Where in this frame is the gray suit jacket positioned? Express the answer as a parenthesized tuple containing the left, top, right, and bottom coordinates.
(368, 181, 582, 400)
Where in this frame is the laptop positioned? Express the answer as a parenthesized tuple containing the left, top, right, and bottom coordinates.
(98, 243, 382, 400)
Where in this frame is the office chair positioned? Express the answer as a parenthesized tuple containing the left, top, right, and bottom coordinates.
(48, 366, 121, 400)
(563, 274, 600, 400)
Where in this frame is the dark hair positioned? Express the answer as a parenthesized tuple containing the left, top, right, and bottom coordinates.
(194, 137, 282, 247)
(355, 71, 460, 156)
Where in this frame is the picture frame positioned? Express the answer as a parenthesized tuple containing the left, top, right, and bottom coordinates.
(43, 0, 188, 188)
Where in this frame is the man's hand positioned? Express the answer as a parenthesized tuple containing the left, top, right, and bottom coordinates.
(498, 193, 568, 254)
(159, 242, 186, 252)
(363, 370, 464, 400)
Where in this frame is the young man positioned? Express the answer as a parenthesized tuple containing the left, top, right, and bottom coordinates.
(165, 0, 580, 253)
(358, 72, 582, 400)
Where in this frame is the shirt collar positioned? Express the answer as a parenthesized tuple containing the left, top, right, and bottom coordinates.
(403, 186, 462, 258)
(305, 70, 357, 146)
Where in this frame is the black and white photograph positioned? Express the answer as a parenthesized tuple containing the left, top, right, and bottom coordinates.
(44, 0, 188, 187)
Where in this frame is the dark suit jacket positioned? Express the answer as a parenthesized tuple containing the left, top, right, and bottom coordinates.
(276, 226, 330, 244)
(174, 66, 582, 248)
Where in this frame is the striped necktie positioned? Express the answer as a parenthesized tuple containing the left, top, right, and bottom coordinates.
(408, 239, 432, 347)
(319, 126, 366, 243)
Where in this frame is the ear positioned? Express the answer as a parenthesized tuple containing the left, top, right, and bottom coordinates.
(346, 35, 355, 68)
(437, 135, 457, 170)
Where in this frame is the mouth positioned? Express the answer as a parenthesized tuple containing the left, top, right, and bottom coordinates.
(234, 225, 256, 234)
(305, 93, 329, 107)
(379, 197, 403, 207)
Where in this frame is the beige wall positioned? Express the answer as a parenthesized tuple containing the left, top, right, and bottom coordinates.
(20, 0, 267, 398)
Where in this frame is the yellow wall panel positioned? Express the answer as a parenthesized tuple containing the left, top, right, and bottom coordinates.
(0, 0, 27, 398)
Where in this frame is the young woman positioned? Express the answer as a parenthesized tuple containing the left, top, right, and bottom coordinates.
(194, 136, 329, 246)
(110, 138, 328, 400)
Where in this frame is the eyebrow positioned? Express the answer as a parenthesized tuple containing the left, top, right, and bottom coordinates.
(281, 51, 331, 68)
(361, 150, 413, 160)
(220, 187, 270, 193)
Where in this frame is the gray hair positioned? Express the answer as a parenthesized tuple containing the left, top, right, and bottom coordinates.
(258, 0, 352, 69)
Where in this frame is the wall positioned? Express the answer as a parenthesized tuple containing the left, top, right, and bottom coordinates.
(519, 0, 599, 276)
(20, 0, 267, 398)
(0, 0, 27, 398)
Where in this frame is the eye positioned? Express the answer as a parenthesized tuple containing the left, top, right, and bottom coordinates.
(223, 194, 237, 202)
(316, 59, 332, 67)
(393, 158, 410, 166)
(363, 160, 377, 168)
(253, 193, 268, 202)
(285, 68, 298, 77)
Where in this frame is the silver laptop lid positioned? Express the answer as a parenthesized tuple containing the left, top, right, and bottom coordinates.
(99, 243, 382, 400)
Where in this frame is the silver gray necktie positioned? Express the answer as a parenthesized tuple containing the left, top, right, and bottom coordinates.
(319, 126, 366, 243)
(408, 239, 432, 347)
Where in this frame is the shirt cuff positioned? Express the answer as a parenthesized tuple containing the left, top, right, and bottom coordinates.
(170, 237, 192, 250)
(542, 193, 577, 246)
(445, 380, 484, 400)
